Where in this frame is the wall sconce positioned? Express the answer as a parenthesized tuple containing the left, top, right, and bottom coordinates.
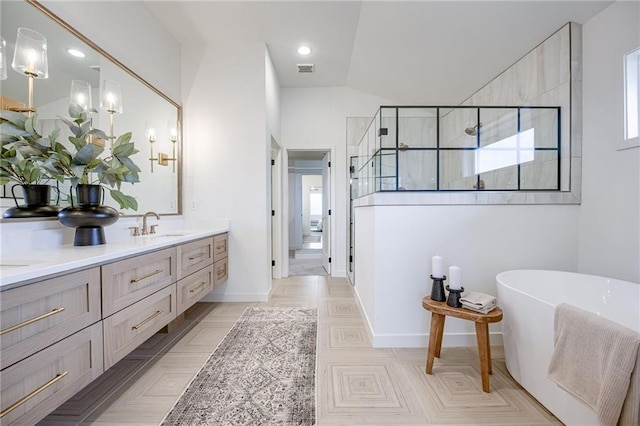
(147, 128, 158, 172)
(10, 27, 49, 114)
(0, 37, 7, 81)
(148, 125, 178, 173)
(100, 79, 122, 146)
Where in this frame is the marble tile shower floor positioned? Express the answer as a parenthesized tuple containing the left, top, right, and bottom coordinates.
(39, 276, 561, 425)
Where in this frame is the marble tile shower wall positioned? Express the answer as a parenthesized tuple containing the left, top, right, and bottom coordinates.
(460, 22, 580, 200)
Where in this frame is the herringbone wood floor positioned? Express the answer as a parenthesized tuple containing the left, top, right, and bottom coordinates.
(39, 276, 561, 425)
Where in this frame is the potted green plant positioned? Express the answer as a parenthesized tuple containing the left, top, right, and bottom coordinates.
(52, 103, 141, 211)
(52, 104, 141, 245)
(0, 110, 65, 217)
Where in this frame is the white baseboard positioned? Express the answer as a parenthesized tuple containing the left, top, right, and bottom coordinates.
(353, 287, 503, 348)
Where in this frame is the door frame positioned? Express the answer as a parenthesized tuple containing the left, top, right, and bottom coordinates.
(270, 137, 282, 279)
(280, 148, 333, 278)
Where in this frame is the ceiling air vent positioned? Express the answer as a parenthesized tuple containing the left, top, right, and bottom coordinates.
(297, 64, 314, 73)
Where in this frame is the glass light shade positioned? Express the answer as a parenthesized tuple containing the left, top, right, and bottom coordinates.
(70, 80, 92, 111)
(167, 120, 178, 142)
(147, 127, 157, 142)
(101, 79, 123, 113)
(0, 37, 7, 80)
(11, 27, 48, 79)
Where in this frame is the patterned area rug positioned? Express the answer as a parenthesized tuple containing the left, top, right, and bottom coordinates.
(161, 308, 317, 425)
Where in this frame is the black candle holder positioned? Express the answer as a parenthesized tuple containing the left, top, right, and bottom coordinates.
(430, 275, 447, 302)
(446, 285, 464, 308)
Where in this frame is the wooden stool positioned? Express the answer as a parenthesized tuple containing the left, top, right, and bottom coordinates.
(422, 296, 503, 393)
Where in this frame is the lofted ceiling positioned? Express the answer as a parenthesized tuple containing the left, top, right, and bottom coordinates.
(144, 0, 612, 105)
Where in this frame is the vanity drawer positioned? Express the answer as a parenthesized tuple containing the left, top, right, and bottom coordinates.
(0, 268, 101, 370)
(0, 322, 103, 426)
(178, 237, 214, 279)
(176, 265, 214, 315)
(102, 247, 176, 316)
(213, 233, 228, 262)
(214, 257, 228, 285)
(103, 285, 176, 369)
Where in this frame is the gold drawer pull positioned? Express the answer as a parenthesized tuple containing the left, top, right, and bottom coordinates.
(0, 371, 68, 418)
(0, 307, 65, 336)
(215, 243, 226, 251)
(189, 281, 208, 294)
(132, 310, 163, 330)
(130, 269, 163, 283)
(188, 253, 206, 261)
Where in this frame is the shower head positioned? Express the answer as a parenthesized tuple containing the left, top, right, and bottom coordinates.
(464, 122, 483, 136)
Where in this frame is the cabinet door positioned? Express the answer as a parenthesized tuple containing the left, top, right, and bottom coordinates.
(213, 257, 228, 286)
(176, 265, 214, 316)
(102, 247, 176, 316)
(0, 268, 101, 370)
(177, 237, 214, 279)
(103, 285, 176, 369)
(0, 323, 103, 426)
(213, 233, 228, 262)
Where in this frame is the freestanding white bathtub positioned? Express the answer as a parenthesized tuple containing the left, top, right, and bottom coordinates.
(496, 269, 640, 426)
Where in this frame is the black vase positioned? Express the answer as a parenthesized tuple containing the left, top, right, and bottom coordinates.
(58, 184, 119, 246)
(3, 184, 62, 218)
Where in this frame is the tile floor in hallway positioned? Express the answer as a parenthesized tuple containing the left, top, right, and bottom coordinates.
(40, 276, 561, 425)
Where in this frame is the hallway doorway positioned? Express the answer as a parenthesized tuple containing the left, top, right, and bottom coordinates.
(287, 150, 331, 276)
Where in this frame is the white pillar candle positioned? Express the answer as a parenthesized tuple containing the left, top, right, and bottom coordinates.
(449, 266, 462, 290)
(432, 255, 443, 278)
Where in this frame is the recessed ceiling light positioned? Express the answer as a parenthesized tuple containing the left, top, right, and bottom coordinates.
(67, 48, 85, 58)
(297, 45, 311, 56)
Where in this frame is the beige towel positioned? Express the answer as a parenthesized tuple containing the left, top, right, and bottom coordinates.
(547, 303, 640, 426)
(460, 291, 496, 308)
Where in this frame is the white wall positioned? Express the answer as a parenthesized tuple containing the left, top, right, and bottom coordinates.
(355, 204, 580, 347)
(281, 87, 396, 277)
(181, 42, 275, 301)
(578, 1, 640, 283)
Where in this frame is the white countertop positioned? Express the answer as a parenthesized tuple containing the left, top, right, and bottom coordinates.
(0, 228, 228, 289)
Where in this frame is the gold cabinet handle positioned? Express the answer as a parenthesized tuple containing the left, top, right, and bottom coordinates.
(0, 371, 68, 418)
(188, 253, 206, 261)
(215, 243, 226, 251)
(189, 281, 208, 294)
(0, 307, 65, 336)
(130, 269, 163, 283)
(131, 310, 163, 330)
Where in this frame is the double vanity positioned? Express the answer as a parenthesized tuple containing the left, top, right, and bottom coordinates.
(0, 229, 228, 425)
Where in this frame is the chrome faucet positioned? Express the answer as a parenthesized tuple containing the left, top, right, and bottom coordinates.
(142, 211, 160, 235)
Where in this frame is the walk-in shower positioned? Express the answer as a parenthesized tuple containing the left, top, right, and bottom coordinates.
(352, 105, 561, 197)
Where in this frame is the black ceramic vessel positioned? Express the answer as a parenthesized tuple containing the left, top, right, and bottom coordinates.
(430, 275, 447, 302)
(3, 184, 62, 218)
(58, 185, 119, 246)
(446, 285, 464, 308)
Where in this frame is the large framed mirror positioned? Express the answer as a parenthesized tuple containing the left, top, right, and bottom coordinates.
(1, 0, 182, 216)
